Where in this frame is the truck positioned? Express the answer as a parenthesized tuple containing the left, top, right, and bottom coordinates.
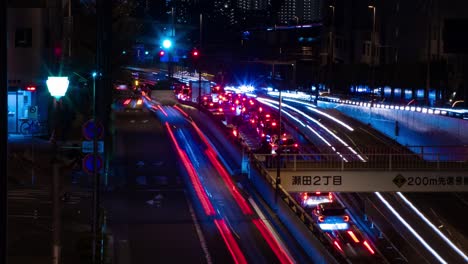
(190, 80, 211, 103)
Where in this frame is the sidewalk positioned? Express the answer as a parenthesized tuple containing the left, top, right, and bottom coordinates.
(7, 133, 100, 264)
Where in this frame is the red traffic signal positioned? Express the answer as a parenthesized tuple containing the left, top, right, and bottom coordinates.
(192, 50, 199, 57)
(159, 50, 165, 57)
(26, 86, 36, 91)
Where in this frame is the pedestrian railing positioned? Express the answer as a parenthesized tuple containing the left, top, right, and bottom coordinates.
(254, 153, 468, 171)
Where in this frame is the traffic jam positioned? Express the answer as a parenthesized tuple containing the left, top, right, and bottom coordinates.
(173, 82, 379, 262)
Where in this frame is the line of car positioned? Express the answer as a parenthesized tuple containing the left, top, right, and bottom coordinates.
(175, 85, 378, 261)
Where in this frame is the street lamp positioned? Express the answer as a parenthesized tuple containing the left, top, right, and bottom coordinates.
(162, 39, 172, 49)
(46, 76, 69, 264)
(368, 5, 376, 105)
(90, 70, 101, 264)
(47, 76, 70, 100)
(162, 39, 173, 78)
(47, 76, 70, 142)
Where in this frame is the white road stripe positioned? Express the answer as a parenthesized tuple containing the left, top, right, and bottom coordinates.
(248, 197, 295, 263)
(185, 190, 213, 264)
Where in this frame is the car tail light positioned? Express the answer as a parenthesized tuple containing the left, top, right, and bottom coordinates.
(203, 96, 208, 100)
(265, 114, 270, 118)
(261, 133, 265, 137)
(235, 100, 239, 104)
(123, 99, 131, 105)
(333, 241, 343, 252)
(329, 193, 333, 201)
(343, 215, 349, 222)
(233, 130, 237, 137)
(318, 216, 324, 222)
(303, 194, 308, 200)
(294, 143, 298, 148)
(218, 108, 223, 112)
(347, 231, 360, 243)
(209, 103, 214, 106)
(315, 192, 321, 195)
(363, 241, 375, 255)
(272, 122, 276, 126)
(231, 107, 235, 111)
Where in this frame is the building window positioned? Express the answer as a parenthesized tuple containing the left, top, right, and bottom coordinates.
(15, 28, 32, 48)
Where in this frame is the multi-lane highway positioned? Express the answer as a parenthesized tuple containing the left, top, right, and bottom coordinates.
(120, 69, 467, 263)
(106, 96, 319, 263)
(255, 95, 468, 263)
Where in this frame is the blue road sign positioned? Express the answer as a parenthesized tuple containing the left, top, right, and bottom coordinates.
(82, 154, 103, 175)
(82, 119, 104, 140)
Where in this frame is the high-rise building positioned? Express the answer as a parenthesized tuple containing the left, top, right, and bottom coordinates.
(213, 0, 236, 25)
(278, 0, 323, 24)
(237, 0, 270, 10)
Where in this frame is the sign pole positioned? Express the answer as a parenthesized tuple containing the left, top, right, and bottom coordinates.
(1, 1, 8, 262)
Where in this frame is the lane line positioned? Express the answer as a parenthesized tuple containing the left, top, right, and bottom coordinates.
(185, 190, 213, 264)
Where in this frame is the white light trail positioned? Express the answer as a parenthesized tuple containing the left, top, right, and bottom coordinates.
(375, 192, 448, 264)
(258, 97, 366, 161)
(397, 193, 468, 262)
(280, 97, 355, 132)
(260, 100, 306, 127)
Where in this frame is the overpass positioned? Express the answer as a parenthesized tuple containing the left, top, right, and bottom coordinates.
(253, 152, 468, 192)
(264, 90, 468, 163)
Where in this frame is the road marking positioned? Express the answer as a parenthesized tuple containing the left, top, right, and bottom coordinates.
(8, 214, 51, 219)
(248, 197, 295, 262)
(135, 188, 185, 192)
(185, 190, 213, 264)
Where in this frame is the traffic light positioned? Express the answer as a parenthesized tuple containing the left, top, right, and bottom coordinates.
(192, 49, 199, 57)
(159, 50, 165, 57)
(162, 39, 172, 49)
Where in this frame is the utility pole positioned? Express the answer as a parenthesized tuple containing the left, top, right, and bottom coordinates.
(275, 89, 282, 209)
(369, 5, 376, 105)
(198, 13, 203, 109)
(199, 13, 203, 49)
(425, 0, 433, 106)
(328, 4, 335, 93)
(198, 69, 202, 109)
(93, 0, 112, 262)
(1, 1, 8, 263)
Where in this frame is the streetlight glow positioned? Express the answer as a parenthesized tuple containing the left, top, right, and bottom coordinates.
(162, 39, 172, 49)
(368, 5, 375, 9)
(46, 76, 70, 100)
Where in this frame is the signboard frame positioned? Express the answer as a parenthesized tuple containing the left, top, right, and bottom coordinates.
(271, 170, 468, 192)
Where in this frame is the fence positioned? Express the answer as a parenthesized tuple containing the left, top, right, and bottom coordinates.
(254, 153, 468, 171)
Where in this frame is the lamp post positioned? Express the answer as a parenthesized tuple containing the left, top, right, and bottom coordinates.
(46, 76, 69, 264)
(275, 88, 282, 210)
(162, 38, 173, 78)
(90, 71, 101, 264)
(368, 5, 376, 105)
(329, 5, 335, 93)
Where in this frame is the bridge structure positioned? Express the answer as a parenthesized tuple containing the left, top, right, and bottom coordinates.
(252, 150, 468, 192)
